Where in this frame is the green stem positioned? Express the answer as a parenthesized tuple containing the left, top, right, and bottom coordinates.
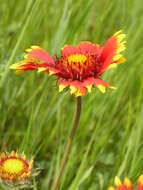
(51, 96, 82, 190)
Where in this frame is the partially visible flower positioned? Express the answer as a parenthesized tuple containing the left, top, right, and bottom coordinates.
(0, 151, 33, 182)
(108, 175, 143, 190)
(10, 30, 126, 96)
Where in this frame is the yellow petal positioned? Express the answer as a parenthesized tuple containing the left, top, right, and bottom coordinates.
(31, 45, 40, 49)
(97, 85, 106, 93)
(117, 57, 126, 64)
(25, 48, 32, 53)
(10, 151, 15, 156)
(107, 186, 115, 190)
(29, 159, 34, 169)
(114, 30, 122, 36)
(110, 86, 116, 90)
(0, 152, 6, 159)
(124, 177, 131, 187)
(113, 54, 122, 61)
(38, 67, 47, 73)
(75, 90, 83, 97)
(59, 84, 66, 92)
(114, 176, 122, 186)
(15, 151, 19, 158)
(117, 34, 126, 43)
(107, 63, 117, 70)
(70, 86, 77, 94)
(138, 175, 143, 185)
(9, 64, 18, 69)
(16, 70, 22, 75)
(27, 171, 31, 177)
(86, 85, 92, 93)
(24, 54, 28, 59)
(117, 46, 126, 54)
(9, 61, 25, 69)
(49, 70, 55, 75)
(23, 154, 26, 160)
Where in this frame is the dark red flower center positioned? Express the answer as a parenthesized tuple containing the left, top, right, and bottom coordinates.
(55, 53, 102, 81)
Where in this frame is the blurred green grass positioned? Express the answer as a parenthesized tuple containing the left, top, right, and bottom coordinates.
(0, 0, 143, 189)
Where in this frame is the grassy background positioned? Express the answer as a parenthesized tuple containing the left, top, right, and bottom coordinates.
(0, 0, 143, 189)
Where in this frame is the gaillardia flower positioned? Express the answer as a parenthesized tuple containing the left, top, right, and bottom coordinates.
(10, 30, 126, 96)
(108, 175, 143, 190)
(0, 151, 33, 182)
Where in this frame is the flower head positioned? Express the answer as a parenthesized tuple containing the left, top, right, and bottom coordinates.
(10, 31, 126, 96)
(108, 175, 143, 190)
(0, 151, 33, 182)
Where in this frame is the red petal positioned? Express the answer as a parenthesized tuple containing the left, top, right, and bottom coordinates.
(59, 79, 87, 96)
(98, 31, 126, 75)
(117, 186, 124, 190)
(78, 41, 99, 54)
(137, 175, 143, 190)
(59, 79, 72, 86)
(61, 45, 80, 57)
(61, 42, 99, 57)
(98, 35, 118, 76)
(21, 63, 38, 71)
(26, 47, 55, 66)
(84, 77, 111, 87)
(100, 35, 118, 62)
(10, 61, 38, 72)
(137, 183, 143, 190)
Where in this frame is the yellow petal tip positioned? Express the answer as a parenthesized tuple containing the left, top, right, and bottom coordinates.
(86, 85, 92, 93)
(114, 176, 122, 186)
(59, 84, 66, 92)
(97, 85, 106, 93)
(38, 67, 47, 73)
(124, 177, 132, 187)
(31, 45, 40, 49)
(108, 186, 115, 190)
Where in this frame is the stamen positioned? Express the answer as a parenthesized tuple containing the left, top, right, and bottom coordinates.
(68, 54, 87, 65)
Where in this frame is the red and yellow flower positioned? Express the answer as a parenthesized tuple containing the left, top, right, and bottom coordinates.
(0, 151, 33, 182)
(10, 30, 126, 96)
(108, 175, 143, 190)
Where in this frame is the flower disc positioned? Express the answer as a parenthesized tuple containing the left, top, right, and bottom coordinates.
(0, 151, 33, 182)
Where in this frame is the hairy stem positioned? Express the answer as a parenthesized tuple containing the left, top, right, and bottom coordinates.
(51, 96, 82, 190)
